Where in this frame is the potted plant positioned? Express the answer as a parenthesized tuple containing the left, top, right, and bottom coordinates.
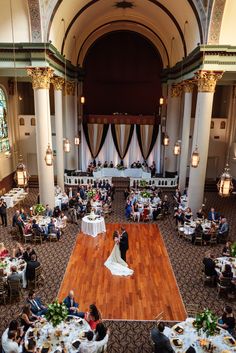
(34, 204, 46, 215)
(87, 189, 96, 199)
(45, 300, 68, 328)
(140, 191, 151, 199)
(194, 308, 218, 336)
(140, 180, 147, 188)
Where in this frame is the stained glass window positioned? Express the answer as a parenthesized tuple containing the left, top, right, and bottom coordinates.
(0, 88, 10, 153)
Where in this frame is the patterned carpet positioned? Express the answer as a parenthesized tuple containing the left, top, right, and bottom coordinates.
(0, 188, 236, 352)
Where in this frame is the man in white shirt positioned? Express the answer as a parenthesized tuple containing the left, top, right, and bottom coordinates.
(2, 331, 22, 353)
(78, 330, 109, 353)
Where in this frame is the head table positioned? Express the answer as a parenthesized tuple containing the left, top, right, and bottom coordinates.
(164, 318, 235, 353)
(25, 316, 91, 353)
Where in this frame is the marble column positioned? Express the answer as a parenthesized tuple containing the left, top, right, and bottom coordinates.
(51, 76, 65, 191)
(64, 81, 76, 170)
(188, 71, 223, 214)
(178, 81, 194, 193)
(165, 84, 182, 173)
(27, 67, 55, 208)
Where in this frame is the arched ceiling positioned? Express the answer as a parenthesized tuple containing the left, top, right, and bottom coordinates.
(46, 0, 204, 68)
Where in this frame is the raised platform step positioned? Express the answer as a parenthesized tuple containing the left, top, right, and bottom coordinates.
(112, 177, 129, 190)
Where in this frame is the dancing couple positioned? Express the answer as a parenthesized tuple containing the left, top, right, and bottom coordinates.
(104, 226, 134, 276)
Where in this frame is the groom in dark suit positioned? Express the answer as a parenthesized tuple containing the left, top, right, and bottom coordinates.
(120, 227, 129, 262)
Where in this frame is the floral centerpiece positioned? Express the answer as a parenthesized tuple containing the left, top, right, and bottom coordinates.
(45, 300, 68, 328)
(87, 189, 96, 199)
(230, 242, 236, 257)
(116, 163, 126, 170)
(194, 308, 218, 336)
(34, 204, 45, 215)
(140, 180, 147, 187)
(0, 262, 7, 269)
(140, 191, 151, 199)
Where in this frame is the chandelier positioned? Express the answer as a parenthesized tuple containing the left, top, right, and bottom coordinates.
(15, 156, 29, 187)
(217, 165, 233, 197)
(163, 134, 169, 146)
(174, 141, 181, 155)
(191, 146, 200, 168)
(45, 144, 53, 166)
(64, 138, 71, 152)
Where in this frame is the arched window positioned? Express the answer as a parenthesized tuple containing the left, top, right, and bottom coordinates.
(19, 117, 25, 126)
(31, 117, 36, 126)
(0, 88, 10, 153)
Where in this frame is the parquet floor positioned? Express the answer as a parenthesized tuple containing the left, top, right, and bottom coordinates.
(58, 223, 186, 321)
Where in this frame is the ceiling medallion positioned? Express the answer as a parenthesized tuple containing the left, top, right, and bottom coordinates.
(114, 1, 135, 9)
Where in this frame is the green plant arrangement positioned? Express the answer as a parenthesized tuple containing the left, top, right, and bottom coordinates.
(0, 262, 7, 269)
(231, 242, 236, 257)
(45, 300, 68, 327)
(87, 189, 96, 199)
(34, 204, 45, 215)
(140, 191, 151, 199)
(194, 309, 218, 337)
(140, 180, 147, 187)
(116, 163, 126, 170)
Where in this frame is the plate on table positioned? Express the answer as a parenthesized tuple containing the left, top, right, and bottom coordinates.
(223, 336, 236, 346)
(221, 350, 231, 353)
(78, 331, 86, 340)
(173, 325, 184, 334)
(171, 338, 183, 347)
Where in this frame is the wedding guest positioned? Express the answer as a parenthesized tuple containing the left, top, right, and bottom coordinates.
(0, 197, 8, 226)
(217, 218, 229, 243)
(12, 242, 24, 258)
(32, 219, 45, 239)
(78, 330, 109, 353)
(0, 242, 9, 258)
(53, 206, 61, 218)
(94, 323, 107, 341)
(196, 207, 205, 219)
(19, 305, 38, 332)
(44, 204, 53, 217)
(23, 246, 37, 263)
(109, 161, 114, 168)
(23, 338, 37, 353)
(218, 306, 235, 334)
(125, 199, 132, 219)
(85, 304, 101, 330)
(203, 252, 217, 278)
(208, 207, 219, 222)
(220, 264, 233, 280)
(222, 241, 231, 257)
(1, 320, 24, 349)
(184, 207, 193, 221)
(132, 201, 140, 222)
(63, 290, 84, 318)
(47, 218, 60, 240)
(61, 192, 69, 211)
(20, 208, 27, 222)
(1, 330, 22, 353)
(174, 209, 184, 227)
(103, 161, 108, 168)
(173, 188, 181, 204)
(12, 210, 20, 227)
(192, 223, 203, 245)
(26, 254, 40, 282)
(7, 265, 23, 286)
(151, 322, 174, 353)
(26, 290, 48, 316)
(58, 212, 68, 229)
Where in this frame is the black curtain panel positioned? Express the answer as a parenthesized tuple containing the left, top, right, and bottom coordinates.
(136, 123, 159, 160)
(83, 122, 109, 159)
(111, 124, 134, 160)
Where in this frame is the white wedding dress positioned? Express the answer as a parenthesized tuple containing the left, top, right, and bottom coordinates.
(104, 243, 134, 276)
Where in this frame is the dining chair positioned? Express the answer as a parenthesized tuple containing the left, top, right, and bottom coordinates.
(185, 303, 199, 317)
(0, 278, 7, 305)
(194, 233, 203, 246)
(217, 277, 231, 298)
(28, 266, 44, 289)
(8, 280, 23, 303)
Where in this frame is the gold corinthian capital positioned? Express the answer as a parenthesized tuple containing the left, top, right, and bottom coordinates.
(171, 84, 182, 97)
(195, 70, 223, 93)
(64, 81, 76, 96)
(182, 80, 195, 93)
(27, 67, 54, 89)
(51, 76, 65, 91)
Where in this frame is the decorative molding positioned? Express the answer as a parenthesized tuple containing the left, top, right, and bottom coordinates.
(27, 67, 54, 89)
(51, 76, 65, 90)
(195, 70, 223, 92)
(208, 0, 226, 44)
(171, 85, 182, 97)
(182, 81, 195, 93)
(64, 81, 75, 95)
(28, 0, 42, 42)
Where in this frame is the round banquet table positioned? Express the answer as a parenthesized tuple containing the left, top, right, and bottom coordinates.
(1, 257, 27, 288)
(164, 317, 235, 353)
(81, 215, 106, 237)
(25, 316, 90, 353)
(215, 256, 236, 279)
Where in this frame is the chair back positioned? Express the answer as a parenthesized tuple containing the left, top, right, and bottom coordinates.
(8, 279, 22, 301)
(185, 303, 199, 317)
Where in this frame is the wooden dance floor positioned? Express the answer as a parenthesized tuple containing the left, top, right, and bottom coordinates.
(58, 224, 186, 321)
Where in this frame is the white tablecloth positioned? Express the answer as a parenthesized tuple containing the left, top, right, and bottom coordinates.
(2, 188, 27, 208)
(81, 216, 106, 237)
(215, 256, 236, 279)
(1, 257, 27, 288)
(93, 168, 151, 178)
(165, 318, 235, 353)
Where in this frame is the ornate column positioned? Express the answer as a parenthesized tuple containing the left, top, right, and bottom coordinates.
(27, 67, 55, 208)
(64, 81, 76, 170)
(188, 71, 223, 214)
(178, 81, 194, 193)
(51, 76, 65, 191)
(165, 84, 182, 174)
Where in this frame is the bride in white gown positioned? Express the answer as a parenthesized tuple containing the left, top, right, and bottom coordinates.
(104, 230, 134, 276)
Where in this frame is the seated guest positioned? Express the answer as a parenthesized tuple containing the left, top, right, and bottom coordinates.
(192, 223, 203, 245)
(184, 207, 193, 221)
(86, 200, 92, 214)
(24, 219, 33, 235)
(48, 218, 60, 240)
(151, 321, 174, 353)
(44, 204, 53, 217)
(109, 161, 114, 168)
(217, 218, 229, 243)
(103, 161, 108, 168)
(220, 264, 233, 279)
(23, 246, 37, 263)
(152, 193, 161, 204)
(69, 196, 76, 209)
(94, 322, 107, 341)
(208, 207, 219, 222)
(173, 188, 181, 204)
(204, 222, 216, 243)
(12, 242, 24, 258)
(131, 162, 137, 168)
(20, 305, 38, 332)
(61, 192, 69, 211)
(26, 254, 40, 282)
(58, 212, 68, 229)
(12, 210, 20, 227)
(20, 208, 27, 222)
(85, 304, 101, 330)
(174, 209, 184, 227)
(105, 179, 110, 190)
(222, 241, 232, 257)
(132, 202, 140, 222)
(53, 206, 61, 218)
(7, 265, 23, 286)
(125, 199, 132, 220)
(162, 195, 169, 215)
(32, 219, 45, 239)
(0, 242, 9, 258)
(1, 330, 22, 353)
(23, 337, 37, 353)
(63, 290, 84, 318)
(26, 290, 48, 316)
(136, 160, 142, 168)
(150, 161, 156, 177)
(78, 330, 109, 353)
(203, 252, 217, 278)
(218, 306, 235, 335)
(1, 320, 23, 349)
(196, 207, 205, 219)
(97, 160, 102, 167)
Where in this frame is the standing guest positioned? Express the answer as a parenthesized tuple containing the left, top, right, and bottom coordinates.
(63, 290, 84, 318)
(7, 265, 23, 286)
(84, 304, 101, 330)
(208, 207, 219, 222)
(20, 208, 27, 222)
(78, 330, 109, 353)
(0, 242, 9, 258)
(23, 246, 37, 263)
(0, 197, 8, 226)
(68, 187, 73, 198)
(173, 188, 181, 204)
(222, 241, 232, 257)
(12, 242, 24, 258)
(12, 210, 20, 227)
(26, 254, 40, 282)
(94, 322, 107, 341)
(79, 186, 86, 200)
(26, 290, 48, 316)
(218, 306, 235, 335)
(217, 218, 229, 243)
(44, 204, 53, 217)
(151, 322, 174, 353)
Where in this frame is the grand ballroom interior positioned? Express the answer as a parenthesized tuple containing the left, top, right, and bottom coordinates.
(1, 0, 236, 352)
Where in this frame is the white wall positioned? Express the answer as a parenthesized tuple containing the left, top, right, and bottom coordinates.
(219, 0, 236, 45)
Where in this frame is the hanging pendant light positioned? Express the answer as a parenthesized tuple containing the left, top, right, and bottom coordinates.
(191, 146, 200, 168)
(217, 165, 233, 197)
(159, 97, 164, 106)
(15, 156, 29, 187)
(163, 134, 169, 146)
(64, 138, 71, 152)
(80, 96, 85, 104)
(74, 136, 80, 145)
(174, 141, 181, 155)
(45, 143, 53, 166)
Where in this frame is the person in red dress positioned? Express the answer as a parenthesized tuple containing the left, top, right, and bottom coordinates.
(0, 242, 9, 258)
(84, 304, 101, 330)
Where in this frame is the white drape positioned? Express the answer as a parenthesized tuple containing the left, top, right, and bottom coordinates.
(97, 125, 119, 165)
